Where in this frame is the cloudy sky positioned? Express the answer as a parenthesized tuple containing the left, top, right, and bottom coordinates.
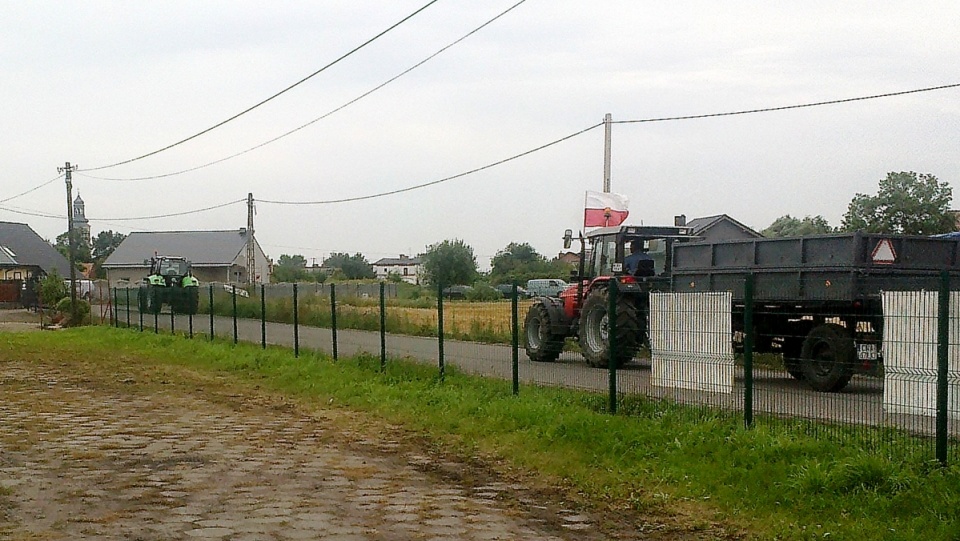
(2, 1, 958, 270)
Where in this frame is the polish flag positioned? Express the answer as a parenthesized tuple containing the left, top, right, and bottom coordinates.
(584, 190, 629, 227)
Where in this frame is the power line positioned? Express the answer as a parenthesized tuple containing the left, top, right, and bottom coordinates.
(75, 0, 528, 183)
(81, 0, 441, 172)
(0, 204, 64, 220)
(613, 83, 960, 124)
(0, 173, 63, 203)
(258, 122, 604, 205)
(90, 198, 247, 221)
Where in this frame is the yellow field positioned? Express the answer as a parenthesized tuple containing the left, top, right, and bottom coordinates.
(338, 300, 535, 339)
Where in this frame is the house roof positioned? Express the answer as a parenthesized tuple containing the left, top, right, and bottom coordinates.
(0, 221, 72, 276)
(103, 229, 254, 268)
(685, 214, 762, 238)
(373, 256, 421, 266)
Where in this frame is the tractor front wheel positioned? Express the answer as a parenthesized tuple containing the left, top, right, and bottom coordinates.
(578, 289, 640, 368)
(524, 300, 566, 362)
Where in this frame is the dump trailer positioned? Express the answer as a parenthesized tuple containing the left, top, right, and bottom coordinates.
(137, 256, 200, 315)
(671, 232, 960, 391)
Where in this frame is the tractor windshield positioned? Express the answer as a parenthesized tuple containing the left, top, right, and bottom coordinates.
(160, 260, 188, 276)
(587, 236, 617, 278)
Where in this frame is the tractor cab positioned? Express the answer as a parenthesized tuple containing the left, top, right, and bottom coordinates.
(565, 225, 695, 284)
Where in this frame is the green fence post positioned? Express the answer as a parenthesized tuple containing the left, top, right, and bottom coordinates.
(154, 309, 158, 334)
(380, 281, 386, 372)
(331, 283, 338, 361)
(170, 302, 175, 335)
(744, 273, 755, 428)
(293, 283, 299, 358)
(209, 284, 215, 341)
(438, 282, 445, 383)
(607, 278, 618, 415)
(138, 291, 143, 332)
(231, 287, 238, 344)
(189, 312, 193, 339)
(125, 288, 130, 328)
(113, 288, 119, 327)
(261, 284, 266, 349)
(512, 282, 519, 396)
(937, 271, 950, 466)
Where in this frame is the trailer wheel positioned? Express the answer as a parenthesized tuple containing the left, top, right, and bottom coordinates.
(781, 336, 805, 381)
(800, 323, 854, 392)
(578, 290, 640, 368)
(524, 301, 565, 362)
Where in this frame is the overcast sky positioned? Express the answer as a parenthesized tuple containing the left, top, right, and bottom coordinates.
(2, 1, 959, 270)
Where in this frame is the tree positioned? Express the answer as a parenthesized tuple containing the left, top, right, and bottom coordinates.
(91, 230, 126, 261)
(421, 239, 478, 286)
(488, 242, 570, 284)
(322, 253, 374, 280)
(272, 254, 310, 283)
(37, 269, 68, 306)
(841, 171, 954, 235)
(762, 215, 834, 237)
(55, 231, 92, 264)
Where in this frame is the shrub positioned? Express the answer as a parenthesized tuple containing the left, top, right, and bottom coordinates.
(55, 297, 91, 326)
(37, 270, 69, 306)
(466, 284, 501, 302)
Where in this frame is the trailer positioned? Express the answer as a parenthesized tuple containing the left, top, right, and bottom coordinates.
(671, 232, 960, 391)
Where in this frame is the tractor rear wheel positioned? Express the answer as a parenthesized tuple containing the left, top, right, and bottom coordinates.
(184, 287, 199, 315)
(137, 286, 149, 313)
(578, 289, 640, 368)
(524, 300, 565, 362)
(147, 285, 163, 314)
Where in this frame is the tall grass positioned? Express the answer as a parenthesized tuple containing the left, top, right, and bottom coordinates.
(8, 327, 960, 540)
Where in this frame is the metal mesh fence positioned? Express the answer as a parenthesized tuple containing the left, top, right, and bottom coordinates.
(108, 273, 960, 464)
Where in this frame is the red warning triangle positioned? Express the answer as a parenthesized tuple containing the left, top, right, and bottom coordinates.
(871, 239, 897, 264)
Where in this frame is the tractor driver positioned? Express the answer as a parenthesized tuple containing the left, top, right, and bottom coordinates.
(624, 239, 654, 276)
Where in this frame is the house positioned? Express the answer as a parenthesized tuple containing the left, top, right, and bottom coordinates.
(556, 251, 579, 266)
(679, 214, 763, 243)
(373, 255, 421, 284)
(0, 221, 72, 305)
(102, 228, 271, 287)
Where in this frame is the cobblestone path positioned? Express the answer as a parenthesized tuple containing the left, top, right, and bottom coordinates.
(0, 358, 603, 540)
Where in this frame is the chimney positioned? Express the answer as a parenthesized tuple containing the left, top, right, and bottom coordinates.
(239, 227, 247, 235)
(674, 215, 686, 227)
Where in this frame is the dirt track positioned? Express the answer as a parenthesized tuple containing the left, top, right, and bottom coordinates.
(0, 313, 668, 540)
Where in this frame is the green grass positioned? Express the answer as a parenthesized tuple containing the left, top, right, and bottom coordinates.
(5, 327, 960, 539)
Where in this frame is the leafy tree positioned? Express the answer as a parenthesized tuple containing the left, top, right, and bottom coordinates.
(488, 242, 570, 284)
(841, 171, 954, 234)
(421, 239, 478, 286)
(322, 253, 374, 280)
(55, 231, 92, 264)
(272, 254, 310, 283)
(91, 230, 126, 261)
(762, 215, 834, 237)
(37, 269, 68, 306)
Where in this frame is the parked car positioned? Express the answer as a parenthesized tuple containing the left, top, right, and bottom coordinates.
(525, 279, 569, 298)
(441, 285, 473, 299)
(494, 284, 528, 298)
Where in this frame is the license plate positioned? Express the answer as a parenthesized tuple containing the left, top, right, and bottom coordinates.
(857, 343, 878, 361)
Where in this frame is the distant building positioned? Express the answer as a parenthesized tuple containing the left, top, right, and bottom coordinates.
(73, 193, 91, 246)
(102, 228, 271, 287)
(679, 214, 763, 243)
(373, 255, 421, 284)
(0, 221, 72, 306)
(556, 251, 579, 266)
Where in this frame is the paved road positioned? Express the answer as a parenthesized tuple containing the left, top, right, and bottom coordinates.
(115, 308, 956, 436)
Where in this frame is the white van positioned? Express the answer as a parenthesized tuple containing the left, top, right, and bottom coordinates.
(525, 279, 569, 298)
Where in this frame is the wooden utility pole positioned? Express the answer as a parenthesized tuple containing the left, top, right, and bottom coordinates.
(603, 113, 612, 193)
(58, 162, 78, 321)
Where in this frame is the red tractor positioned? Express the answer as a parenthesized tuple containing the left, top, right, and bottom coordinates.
(524, 225, 694, 367)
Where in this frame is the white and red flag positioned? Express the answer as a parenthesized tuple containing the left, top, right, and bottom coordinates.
(583, 190, 629, 227)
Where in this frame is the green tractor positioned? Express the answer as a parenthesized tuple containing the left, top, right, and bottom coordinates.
(137, 256, 200, 315)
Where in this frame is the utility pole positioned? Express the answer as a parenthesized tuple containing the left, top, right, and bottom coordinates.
(603, 113, 612, 193)
(58, 162, 78, 321)
(246, 192, 256, 285)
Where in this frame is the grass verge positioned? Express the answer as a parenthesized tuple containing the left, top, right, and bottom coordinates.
(3, 326, 960, 540)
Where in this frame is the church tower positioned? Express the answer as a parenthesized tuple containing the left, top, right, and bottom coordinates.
(73, 193, 91, 246)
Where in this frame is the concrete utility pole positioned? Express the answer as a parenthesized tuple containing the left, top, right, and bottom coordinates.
(246, 192, 256, 284)
(602, 113, 612, 193)
(58, 162, 78, 320)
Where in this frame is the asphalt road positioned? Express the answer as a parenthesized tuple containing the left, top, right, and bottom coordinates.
(115, 307, 957, 437)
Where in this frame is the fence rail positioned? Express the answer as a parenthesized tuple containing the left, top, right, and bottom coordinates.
(110, 276, 960, 465)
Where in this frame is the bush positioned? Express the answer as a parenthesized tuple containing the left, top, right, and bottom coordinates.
(37, 270, 69, 306)
(54, 297, 91, 326)
(466, 284, 501, 302)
